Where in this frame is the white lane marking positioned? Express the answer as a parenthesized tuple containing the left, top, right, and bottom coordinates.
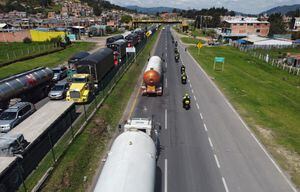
(191, 89, 194, 94)
(165, 78, 168, 88)
(200, 113, 203, 119)
(189, 83, 192, 88)
(165, 61, 168, 68)
(208, 137, 214, 149)
(222, 177, 229, 192)
(204, 123, 208, 132)
(165, 109, 168, 130)
(193, 95, 197, 101)
(166, 53, 167, 57)
(186, 41, 298, 192)
(214, 154, 221, 168)
(165, 158, 168, 192)
(196, 103, 200, 109)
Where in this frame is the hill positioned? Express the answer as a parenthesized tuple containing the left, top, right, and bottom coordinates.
(261, 4, 300, 15)
(126, 5, 181, 14)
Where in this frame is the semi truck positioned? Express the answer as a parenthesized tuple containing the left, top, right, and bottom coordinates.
(107, 39, 128, 65)
(66, 48, 114, 103)
(142, 56, 163, 96)
(125, 33, 139, 47)
(94, 117, 160, 192)
(0, 67, 53, 113)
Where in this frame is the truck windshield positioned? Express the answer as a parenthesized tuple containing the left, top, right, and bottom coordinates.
(72, 78, 87, 83)
(0, 112, 17, 120)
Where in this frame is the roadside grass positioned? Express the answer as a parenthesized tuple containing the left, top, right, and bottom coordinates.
(0, 42, 96, 79)
(38, 31, 159, 191)
(188, 45, 300, 186)
(191, 29, 206, 37)
(181, 37, 205, 45)
(0, 42, 60, 64)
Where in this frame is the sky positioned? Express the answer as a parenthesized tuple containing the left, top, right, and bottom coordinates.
(109, 0, 300, 14)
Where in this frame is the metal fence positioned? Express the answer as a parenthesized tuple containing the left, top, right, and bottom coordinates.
(8, 35, 151, 192)
(0, 43, 61, 66)
(233, 43, 300, 76)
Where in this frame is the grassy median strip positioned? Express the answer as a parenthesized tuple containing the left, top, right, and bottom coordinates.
(23, 32, 159, 192)
(188, 45, 300, 186)
(0, 42, 96, 79)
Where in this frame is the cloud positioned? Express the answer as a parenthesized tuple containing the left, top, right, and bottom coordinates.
(109, 0, 300, 14)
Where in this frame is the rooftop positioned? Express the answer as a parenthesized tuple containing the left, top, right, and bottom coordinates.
(225, 17, 269, 24)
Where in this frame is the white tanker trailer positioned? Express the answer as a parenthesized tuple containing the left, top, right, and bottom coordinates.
(142, 56, 163, 96)
(94, 118, 160, 192)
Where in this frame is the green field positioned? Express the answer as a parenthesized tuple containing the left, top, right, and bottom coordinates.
(188, 46, 300, 185)
(19, 30, 160, 192)
(181, 37, 205, 45)
(0, 42, 96, 79)
(0, 42, 61, 64)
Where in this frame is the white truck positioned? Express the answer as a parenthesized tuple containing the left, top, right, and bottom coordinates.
(93, 118, 160, 192)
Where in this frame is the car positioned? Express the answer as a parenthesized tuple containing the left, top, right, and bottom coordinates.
(48, 82, 69, 100)
(52, 66, 68, 81)
(0, 102, 36, 133)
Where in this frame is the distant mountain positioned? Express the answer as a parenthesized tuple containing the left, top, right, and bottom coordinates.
(126, 5, 181, 14)
(261, 4, 300, 15)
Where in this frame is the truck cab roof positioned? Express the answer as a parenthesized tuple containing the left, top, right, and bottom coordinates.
(124, 118, 152, 135)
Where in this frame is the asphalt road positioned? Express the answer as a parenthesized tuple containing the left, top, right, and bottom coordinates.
(131, 26, 297, 192)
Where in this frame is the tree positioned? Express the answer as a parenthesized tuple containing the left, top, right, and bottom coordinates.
(268, 13, 286, 36)
(121, 15, 133, 24)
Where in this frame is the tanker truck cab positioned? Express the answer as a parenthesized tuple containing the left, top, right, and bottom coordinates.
(66, 74, 93, 103)
(122, 118, 161, 156)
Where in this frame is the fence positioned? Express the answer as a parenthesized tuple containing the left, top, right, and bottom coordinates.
(0, 42, 62, 66)
(233, 43, 300, 76)
(13, 34, 152, 192)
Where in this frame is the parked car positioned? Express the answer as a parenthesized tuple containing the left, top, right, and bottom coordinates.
(52, 66, 68, 81)
(48, 82, 69, 100)
(0, 102, 36, 132)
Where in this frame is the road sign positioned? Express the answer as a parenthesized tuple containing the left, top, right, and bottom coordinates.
(214, 57, 225, 71)
(197, 42, 203, 49)
(214, 57, 225, 63)
(126, 47, 136, 53)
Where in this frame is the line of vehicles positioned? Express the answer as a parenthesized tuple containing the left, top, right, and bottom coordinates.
(0, 26, 159, 134)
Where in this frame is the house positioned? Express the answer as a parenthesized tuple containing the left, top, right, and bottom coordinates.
(221, 17, 270, 40)
(294, 18, 300, 31)
(241, 35, 293, 45)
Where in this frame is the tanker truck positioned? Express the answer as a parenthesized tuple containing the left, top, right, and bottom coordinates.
(94, 117, 160, 192)
(0, 67, 53, 113)
(142, 56, 163, 96)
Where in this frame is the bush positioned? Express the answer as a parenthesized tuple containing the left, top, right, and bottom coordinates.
(23, 37, 32, 43)
(50, 36, 62, 43)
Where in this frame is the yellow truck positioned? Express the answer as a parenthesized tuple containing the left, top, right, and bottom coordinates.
(66, 74, 93, 103)
(66, 48, 114, 103)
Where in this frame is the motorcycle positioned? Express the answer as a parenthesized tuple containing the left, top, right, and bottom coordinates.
(175, 54, 180, 62)
(183, 99, 191, 110)
(181, 65, 185, 73)
(181, 75, 187, 84)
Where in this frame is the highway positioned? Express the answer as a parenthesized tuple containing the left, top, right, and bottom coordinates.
(131, 26, 297, 192)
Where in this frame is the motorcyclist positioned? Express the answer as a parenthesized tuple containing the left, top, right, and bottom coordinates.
(180, 65, 186, 73)
(182, 93, 191, 108)
(175, 53, 180, 62)
(175, 41, 178, 47)
(181, 73, 187, 84)
(174, 47, 178, 53)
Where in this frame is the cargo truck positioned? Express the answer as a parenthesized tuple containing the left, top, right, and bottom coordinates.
(106, 34, 124, 45)
(142, 56, 163, 96)
(66, 48, 114, 103)
(107, 39, 128, 65)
